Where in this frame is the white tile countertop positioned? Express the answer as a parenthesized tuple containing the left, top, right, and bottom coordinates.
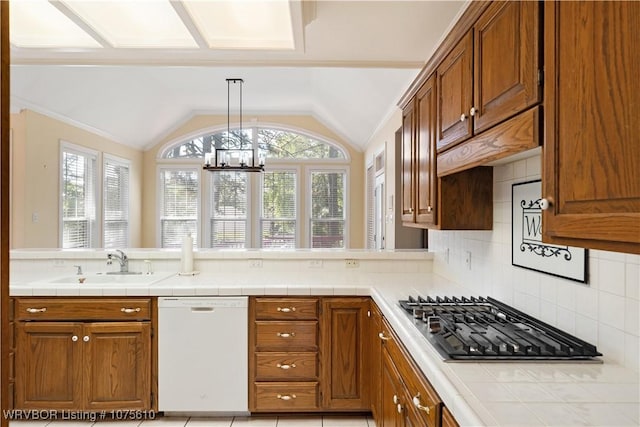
(9, 251, 640, 427)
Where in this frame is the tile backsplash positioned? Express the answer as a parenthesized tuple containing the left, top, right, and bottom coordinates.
(429, 153, 640, 372)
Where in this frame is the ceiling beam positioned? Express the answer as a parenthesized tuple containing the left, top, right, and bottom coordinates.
(48, 0, 113, 48)
(169, 1, 208, 49)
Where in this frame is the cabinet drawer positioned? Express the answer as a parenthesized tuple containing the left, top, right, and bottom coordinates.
(15, 298, 152, 321)
(255, 298, 319, 320)
(255, 321, 318, 351)
(255, 352, 318, 381)
(253, 382, 319, 411)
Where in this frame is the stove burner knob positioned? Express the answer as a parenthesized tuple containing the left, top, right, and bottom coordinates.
(427, 316, 441, 333)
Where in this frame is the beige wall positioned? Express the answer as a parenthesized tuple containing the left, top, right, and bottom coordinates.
(10, 110, 143, 248)
(142, 114, 365, 248)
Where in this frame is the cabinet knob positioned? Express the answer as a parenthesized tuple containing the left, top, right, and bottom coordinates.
(276, 332, 296, 338)
(26, 307, 47, 313)
(408, 208, 414, 213)
(393, 394, 399, 404)
(539, 198, 551, 210)
(121, 307, 141, 313)
(470, 107, 477, 116)
(71, 335, 78, 342)
(378, 332, 391, 341)
(397, 403, 403, 414)
(412, 393, 431, 414)
(276, 363, 296, 370)
(277, 394, 296, 401)
(427, 206, 432, 213)
(83, 336, 90, 342)
(277, 307, 296, 313)
(460, 113, 467, 122)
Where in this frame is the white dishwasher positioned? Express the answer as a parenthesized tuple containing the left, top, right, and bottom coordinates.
(158, 297, 248, 414)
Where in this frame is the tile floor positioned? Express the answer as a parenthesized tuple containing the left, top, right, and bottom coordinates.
(9, 415, 376, 427)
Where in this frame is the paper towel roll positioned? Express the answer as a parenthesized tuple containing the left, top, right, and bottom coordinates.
(181, 234, 194, 273)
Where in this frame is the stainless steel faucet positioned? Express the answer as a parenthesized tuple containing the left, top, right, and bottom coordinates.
(107, 249, 129, 273)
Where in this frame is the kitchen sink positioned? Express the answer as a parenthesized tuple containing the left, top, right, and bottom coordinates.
(42, 272, 175, 286)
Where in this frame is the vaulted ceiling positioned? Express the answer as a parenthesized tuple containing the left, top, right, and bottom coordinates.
(10, 0, 468, 151)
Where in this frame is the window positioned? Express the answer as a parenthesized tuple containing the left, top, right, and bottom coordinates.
(261, 170, 297, 248)
(209, 171, 248, 248)
(310, 171, 346, 248)
(159, 168, 199, 248)
(103, 156, 130, 248)
(158, 125, 349, 248)
(61, 144, 98, 248)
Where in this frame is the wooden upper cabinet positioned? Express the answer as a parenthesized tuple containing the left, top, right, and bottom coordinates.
(473, 1, 541, 133)
(543, 0, 640, 254)
(400, 100, 415, 223)
(437, 31, 473, 152)
(415, 75, 437, 226)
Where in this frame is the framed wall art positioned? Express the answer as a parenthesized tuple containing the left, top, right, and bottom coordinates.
(512, 179, 588, 283)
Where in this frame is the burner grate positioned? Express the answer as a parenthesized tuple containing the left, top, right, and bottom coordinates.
(398, 295, 602, 361)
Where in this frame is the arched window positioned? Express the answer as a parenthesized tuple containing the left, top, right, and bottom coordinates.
(158, 126, 349, 249)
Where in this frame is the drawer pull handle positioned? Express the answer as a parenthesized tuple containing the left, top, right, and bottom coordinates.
(412, 394, 431, 414)
(277, 394, 297, 401)
(277, 307, 296, 313)
(378, 332, 391, 341)
(26, 307, 47, 313)
(276, 332, 296, 338)
(121, 307, 141, 313)
(72, 335, 78, 342)
(276, 363, 296, 370)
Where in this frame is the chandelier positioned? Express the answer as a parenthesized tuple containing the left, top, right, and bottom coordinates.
(203, 78, 265, 172)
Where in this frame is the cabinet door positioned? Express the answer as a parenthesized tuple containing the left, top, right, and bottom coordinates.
(321, 298, 369, 410)
(15, 322, 83, 410)
(543, 1, 640, 253)
(415, 75, 437, 225)
(437, 31, 473, 152)
(473, 1, 541, 133)
(368, 303, 383, 420)
(401, 100, 416, 223)
(84, 322, 151, 410)
(381, 348, 404, 427)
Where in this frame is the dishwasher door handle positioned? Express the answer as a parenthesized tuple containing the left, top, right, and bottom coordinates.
(190, 307, 215, 312)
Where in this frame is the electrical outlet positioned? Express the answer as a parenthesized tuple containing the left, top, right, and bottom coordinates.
(345, 259, 359, 268)
(53, 259, 65, 267)
(444, 248, 450, 264)
(308, 259, 323, 268)
(32, 212, 39, 223)
(465, 251, 472, 270)
(248, 259, 263, 268)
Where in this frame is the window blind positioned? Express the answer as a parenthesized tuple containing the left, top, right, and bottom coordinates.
(62, 149, 97, 248)
(209, 171, 247, 248)
(160, 169, 198, 248)
(310, 171, 345, 248)
(261, 170, 296, 248)
(366, 165, 375, 249)
(103, 158, 129, 248)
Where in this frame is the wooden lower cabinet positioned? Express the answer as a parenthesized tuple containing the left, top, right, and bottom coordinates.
(249, 297, 368, 412)
(13, 298, 153, 411)
(321, 297, 369, 410)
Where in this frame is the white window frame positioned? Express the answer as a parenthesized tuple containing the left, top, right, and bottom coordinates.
(157, 124, 352, 249)
(307, 167, 349, 249)
(103, 153, 131, 249)
(257, 166, 301, 249)
(59, 141, 101, 248)
(203, 169, 252, 249)
(156, 164, 201, 248)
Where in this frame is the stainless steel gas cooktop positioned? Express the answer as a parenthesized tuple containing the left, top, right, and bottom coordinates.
(399, 296, 602, 362)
